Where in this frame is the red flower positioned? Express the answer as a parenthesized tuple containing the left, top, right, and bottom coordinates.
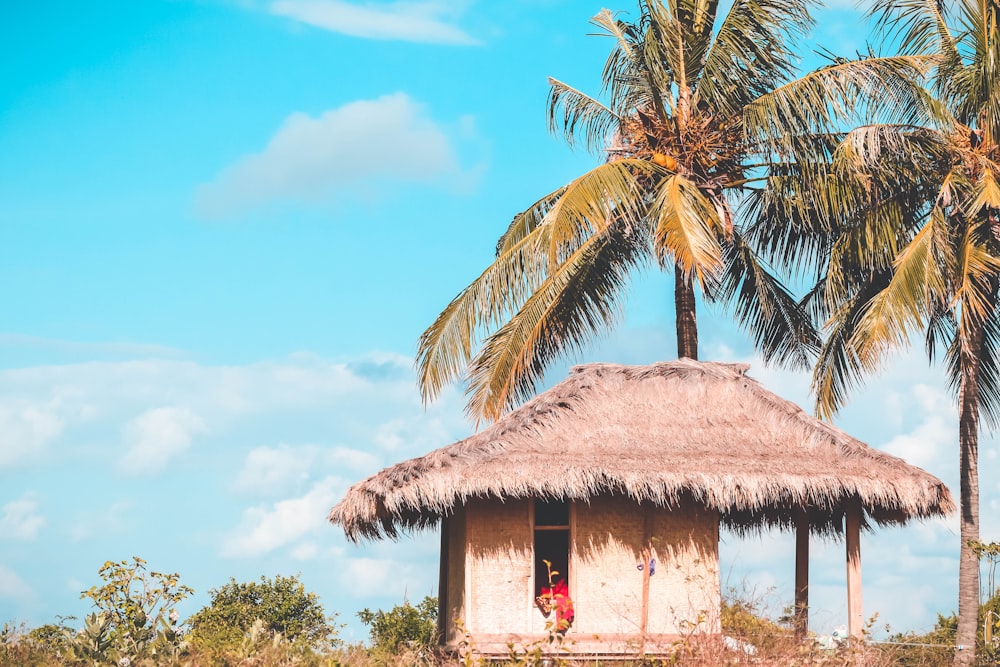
(540, 579, 575, 631)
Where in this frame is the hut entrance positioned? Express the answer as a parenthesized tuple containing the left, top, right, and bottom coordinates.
(533, 499, 569, 597)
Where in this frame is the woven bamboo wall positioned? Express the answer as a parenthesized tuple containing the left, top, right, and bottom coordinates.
(443, 505, 467, 644)
(646, 502, 721, 637)
(441, 495, 720, 654)
(465, 498, 533, 635)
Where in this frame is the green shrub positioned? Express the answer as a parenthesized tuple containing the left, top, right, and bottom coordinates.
(188, 573, 340, 655)
(76, 556, 191, 664)
(357, 596, 438, 653)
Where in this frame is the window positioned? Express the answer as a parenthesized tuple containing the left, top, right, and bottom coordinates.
(534, 499, 570, 598)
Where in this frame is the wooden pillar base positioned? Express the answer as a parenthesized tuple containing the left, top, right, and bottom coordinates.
(794, 511, 809, 639)
(845, 498, 863, 639)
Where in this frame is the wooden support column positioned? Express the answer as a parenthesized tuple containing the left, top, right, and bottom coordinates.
(845, 498, 863, 639)
(437, 516, 449, 645)
(639, 505, 653, 654)
(794, 511, 809, 640)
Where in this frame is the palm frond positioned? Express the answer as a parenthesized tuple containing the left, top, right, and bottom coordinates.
(464, 225, 648, 422)
(811, 262, 897, 419)
(812, 294, 878, 420)
(639, 1, 688, 119)
(746, 56, 935, 160)
(643, 0, 707, 102)
(648, 172, 725, 281)
(943, 294, 1000, 430)
(951, 59, 1000, 136)
(975, 306, 1000, 428)
(849, 219, 948, 367)
(836, 123, 949, 173)
(547, 78, 621, 153)
(591, 8, 670, 121)
(495, 186, 569, 256)
(925, 304, 956, 361)
(417, 222, 560, 404)
(967, 168, 1000, 218)
(870, 0, 960, 64)
(696, 0, 811, 115)
(718, 230, 821, 369)
(539, 159, 652, 266)
(953, 229, 1000, 324)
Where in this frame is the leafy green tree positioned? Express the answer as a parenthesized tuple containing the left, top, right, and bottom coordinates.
(416, 0, 929, 422)
(357, 596, 438, 653)
(79, 556, 191, 662)
(188, 574, 339, 651)
(801, 0, 1000, 661)
(25, 617, 75, 657)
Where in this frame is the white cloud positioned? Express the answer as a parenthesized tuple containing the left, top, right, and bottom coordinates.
(335, 528, 439, 600)
(234, 444, 320, 495)
(374, 414, 455, 452)
(0, 352, 459, 463)
(0, 404, 63, 469)
(0, 348, 468, 630)
(0, 564, 35, 602)
(69, 501, 132, 542)
(233, 443, 382, 496)
(337, 555, 432, 598)
(882, 385, 955, 472)
(291, 542, 320, 560)
(221, 476, 345, 557)
(326, 445, 381, 472)
(270, 0, 479, 44)
(120, 407, 207, 475)
(196, 93, 470, 218)
(0, 495, 45, 540)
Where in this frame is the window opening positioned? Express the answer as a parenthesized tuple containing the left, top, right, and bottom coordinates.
(534, 499, 569, 599)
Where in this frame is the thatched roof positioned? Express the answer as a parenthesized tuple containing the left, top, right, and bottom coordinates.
(330, 360, 954, 541)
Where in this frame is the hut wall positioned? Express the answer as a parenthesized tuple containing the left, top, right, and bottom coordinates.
(573, 496, 721, 646)
(442, 505, 468, 645)
(445, 495, 720, 655)
(572, 496, 644, 637)
(646, 502, 721, 638)
(464, 498, 533, 636)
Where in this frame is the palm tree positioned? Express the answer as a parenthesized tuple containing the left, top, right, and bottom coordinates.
(801, 1, 1000, 662)
(416, 0, 929, 424)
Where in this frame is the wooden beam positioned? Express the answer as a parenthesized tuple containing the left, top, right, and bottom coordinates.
(639, 505, 653, 654)
(437, 516, 449, 646)
(845, 498, 863, 639)
(794, 511, 809, 640)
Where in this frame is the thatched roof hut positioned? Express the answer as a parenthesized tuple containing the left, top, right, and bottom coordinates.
(331, 360, 953, 538)
(330, 360, 954, 654)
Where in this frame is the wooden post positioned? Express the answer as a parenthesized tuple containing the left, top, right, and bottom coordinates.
(639, 506, 653, 654)
(437, 516, 449, 645)
(845, 498, 863, 639)
(794, 511, 809, 640)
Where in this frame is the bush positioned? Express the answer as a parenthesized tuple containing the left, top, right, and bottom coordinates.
(188, 573, 339, 654)
(76, 556, 191, 664)
(357, 596, 437, 653)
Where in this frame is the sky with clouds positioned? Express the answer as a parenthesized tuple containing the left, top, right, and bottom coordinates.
(0, 0, 991, 645)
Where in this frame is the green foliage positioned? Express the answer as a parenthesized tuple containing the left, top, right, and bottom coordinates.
(887, 587, 1000, 667)
(25, 618, 75, 656)
(63, 612, 115, 664)
(720, 598, 790, 651)
(357, 596, 438, 653)
(78, 556, 192, 664)
(188, 574, 339, 653)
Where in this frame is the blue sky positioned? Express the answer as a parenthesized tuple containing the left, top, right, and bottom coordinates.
(0, 0, 990, 644)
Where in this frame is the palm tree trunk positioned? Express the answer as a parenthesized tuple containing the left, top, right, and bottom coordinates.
(955, 320, 984, 667)
(674, 264, 698, 360)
